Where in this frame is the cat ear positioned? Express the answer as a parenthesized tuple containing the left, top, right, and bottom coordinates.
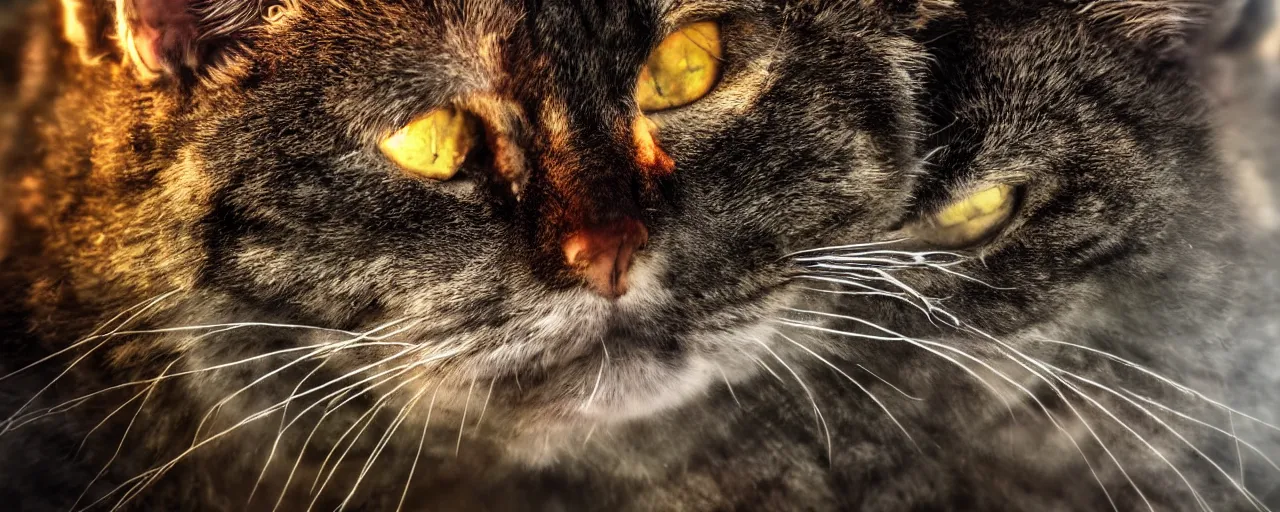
(109, 0, 278, 81)
(116, 0, 200, 79)
(909, 0, 958, 29)
(1077, 0, 1217, 55)
(863, 0, 959, 29)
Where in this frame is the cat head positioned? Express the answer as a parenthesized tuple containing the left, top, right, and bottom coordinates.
(52, 0, 1229, 441)
(835, 0, 1235, 356)
(57, 0, 933, 430)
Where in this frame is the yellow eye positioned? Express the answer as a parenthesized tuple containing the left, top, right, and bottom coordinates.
(379, 107, 477, 180)
(635, 21, 723, 112)
(913, 184, 1017, 248)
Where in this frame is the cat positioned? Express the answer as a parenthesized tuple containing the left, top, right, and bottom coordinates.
(0, 0, 1277, 510)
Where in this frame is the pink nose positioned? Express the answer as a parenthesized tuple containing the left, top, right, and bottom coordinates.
(561, 219, 649, 299)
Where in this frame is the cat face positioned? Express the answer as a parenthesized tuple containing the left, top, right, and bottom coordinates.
(884, 0, 1232, 339)
(52, 0, 1228, 446)
(123, 0, 927, 426)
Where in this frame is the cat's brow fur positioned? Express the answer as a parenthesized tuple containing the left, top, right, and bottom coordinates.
(0, 0, 1277, 510)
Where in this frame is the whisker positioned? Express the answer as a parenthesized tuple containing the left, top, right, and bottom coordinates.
(93, 346, 456, 512)
(1229, 409, 1245, 487)
(1119, 389, 1280, 474)
(1023, 371, 1129, 512)
(743, 351, 786, 384)
(783, 239, 911, 258)
(1052, 365, 1270, 511)
(69, 361, 174, 512)
(793, 276, 952, 327)
(774, 315, 1014, 411)
(307, 374, 426, 511)
(974, 326, 1269, 510)
(584, 340, 609, 410)
(714, 363, 742, 408)
(854, 363, 923, 402)
(0, 290, 180, 383)
(797, 250, 965, 262)
(777, 314, 1130, 510)
(1047, 369, 1215, 512)
(337, 382, 434, 512)
(395, 384, 439, 512)
(75, 381, 153, 459)
(1030, 337, 1280, 434)
(193, 319, 424, 443)
(0, 338, 115, 435)
(751, 337, 833, 463)
(3, 292, 187, 433)
(474, 377, 494, 434)
(248, 358, 332, 506)
(775, 333, 916, 450)
(271, 372, 414, 512)
(8, 340, 415, 433)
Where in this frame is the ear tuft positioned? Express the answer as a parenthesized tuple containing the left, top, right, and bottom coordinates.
(912, 0, 959, 28)
(119, 0, 199, 78)
(867, 0, 961, 29)
(1078, 0, 1217, 54)
(116, 0, 277, 81)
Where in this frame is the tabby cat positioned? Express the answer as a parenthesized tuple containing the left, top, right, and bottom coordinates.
(0, 0, 1276, 510)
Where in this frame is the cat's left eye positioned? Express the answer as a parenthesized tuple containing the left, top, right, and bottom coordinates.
(912, 184, 1018, 248)
(635, 21, 723, 112)
(379, 107, 478, 181)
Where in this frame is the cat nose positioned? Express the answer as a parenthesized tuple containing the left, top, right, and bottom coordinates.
(562, 218, 648, 299)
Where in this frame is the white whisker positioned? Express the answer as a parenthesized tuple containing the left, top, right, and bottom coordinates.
(0, 290, 180, 384)
(337, 382, 434, 512)
(584, 340, 609, 411)
(69, 361, 174, 512)
(474, 377, 495, 434)
(751, 337, 833, 463)
(775, 333, 916, 449)
(1119, 389, 1280, 474)
(777, 314, 1129, 509)
(783, 239, 911, 258)
(248, 358, 331, 506)
(307, 374, 425, 512)
(395, 384, 439, 512)
(92, 346, 457, 512)
(193, 319, 424, 443)
(714, 363, 742, 408)
(1031, 337, 1280, 434)
(854, 363, 923, 402)
(8, 340, 415, 432)
(1054, 365, 1269, 511)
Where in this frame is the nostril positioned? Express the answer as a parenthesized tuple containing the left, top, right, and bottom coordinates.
(562, 218, 649, 298)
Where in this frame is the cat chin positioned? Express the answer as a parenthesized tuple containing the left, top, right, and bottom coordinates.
(527, 323, 778, 425)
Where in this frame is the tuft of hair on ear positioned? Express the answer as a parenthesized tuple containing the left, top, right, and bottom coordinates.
(111, 0, 287, 82)
(1076, 0, 1219, 56)
(911, 0, 959, 28)
(863, 0, 961, 30)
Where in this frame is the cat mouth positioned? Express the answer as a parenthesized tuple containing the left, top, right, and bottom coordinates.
(440, 307, 779, 425)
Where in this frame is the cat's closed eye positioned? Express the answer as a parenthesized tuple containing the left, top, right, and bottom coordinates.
(910, 183, 1019, 248)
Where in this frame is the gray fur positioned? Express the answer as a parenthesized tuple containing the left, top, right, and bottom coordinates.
(0, 0, 1276, 510)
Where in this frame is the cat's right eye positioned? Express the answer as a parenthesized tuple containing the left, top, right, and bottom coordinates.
(635, 21, 723, 112)
(379, 107, 478, 181)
